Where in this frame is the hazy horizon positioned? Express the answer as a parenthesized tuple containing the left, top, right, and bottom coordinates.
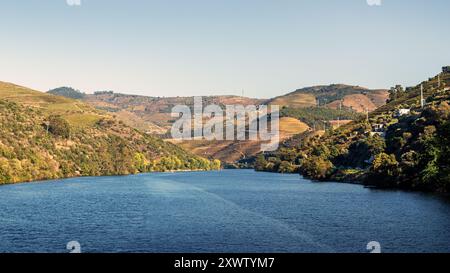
(1, 0, 449, 98)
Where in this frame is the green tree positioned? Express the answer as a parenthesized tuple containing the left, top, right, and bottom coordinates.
(254, 154, 267, 171)
(278, 161, 298, 173)
(369, 153, 399, 187)
(47, 115, 70, 138)
(211, 159, 221, 170)
(300, 156, 334, 180)
(133, 152, 149, 172)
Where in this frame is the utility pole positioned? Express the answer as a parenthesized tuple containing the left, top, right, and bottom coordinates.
(438, 74, 441, 88)
(338, 100, 342, 127)
(421, 84, 425, 109)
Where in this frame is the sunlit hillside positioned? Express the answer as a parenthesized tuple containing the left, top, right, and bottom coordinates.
(0, 82, 219, 184)
(255, 68, 450, 193)
(268, 84, 389, 112)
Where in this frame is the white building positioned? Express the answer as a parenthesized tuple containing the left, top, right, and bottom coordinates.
(370, 132, 386, 138)
(394, 109, 411, 117)
(372, 124, 384, 131)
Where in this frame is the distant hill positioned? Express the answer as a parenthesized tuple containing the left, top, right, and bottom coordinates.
(268, 84, 389, 113)
(83, 93, 284, 163)
(84, 93, 313, 163)
(47, 84, 388, 164)
(0, 81, 219, 185)
(49, 84, 388, 132)
(48, 87, 85, 99)
(83, 93, 266, 134)
(280, 106, 364, 129)
(170, 117, 309, 163)
(268, 92, 316, 108)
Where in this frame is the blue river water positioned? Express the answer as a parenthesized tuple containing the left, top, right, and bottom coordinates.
(0, 169, 449, 253)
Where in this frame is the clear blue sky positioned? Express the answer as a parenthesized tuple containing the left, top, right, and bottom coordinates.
(0, 0, 449, 98)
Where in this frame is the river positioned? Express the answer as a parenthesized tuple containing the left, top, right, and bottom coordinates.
(0, 170, 449, 253)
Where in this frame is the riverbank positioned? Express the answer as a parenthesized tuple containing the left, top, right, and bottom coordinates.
(254, 167, 450, 196)
(0, 168, 221, 187)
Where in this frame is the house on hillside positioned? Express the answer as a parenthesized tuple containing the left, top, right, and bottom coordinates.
(443, 66, 450, 73)
(370, 123, 386, 138)
(370, 131, 386, 138)
(372, 123, 384, 132)
(394, 108, 411, 117)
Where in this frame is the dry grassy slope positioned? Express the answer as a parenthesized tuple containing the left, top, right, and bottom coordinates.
(329, 94, 377, 112)
(173, 117, 309, 163)
(268, 93, 317, 108)
(0, 81, 215, 159)
(366, 90, 391, 107)
(114, 109, 166, 134)
(52, 91, 276, 162)
(48, 83, 388, 163)
(0, 81, 105, 131)
(329, 119, 353, 129)
(0, 81, 220, 184)
(84, 94, 265, 133)
(279, 117, 310, 138)
(268, 84, 389, 113)
(0, 79, 222, 184)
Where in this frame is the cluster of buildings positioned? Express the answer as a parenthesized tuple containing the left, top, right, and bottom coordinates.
(367, 66, 450, 138)
(369, 104, 416, 138)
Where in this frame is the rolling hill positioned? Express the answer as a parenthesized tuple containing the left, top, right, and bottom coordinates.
(255, 67, 450, 193)
(0, 81, 219, 184)
(48, 91, 275, 163)
(268, 84, 389, 112)
(81, 93, 266, 134)
(47, 83, 388, 164)
(170, 117, 310, 163)
(85, 93, 310, 163)
(268, 93, 316, 108)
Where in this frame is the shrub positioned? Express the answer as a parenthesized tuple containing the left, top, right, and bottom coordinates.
(47, 115, 70, 138)
(300, 156, 334, 180)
